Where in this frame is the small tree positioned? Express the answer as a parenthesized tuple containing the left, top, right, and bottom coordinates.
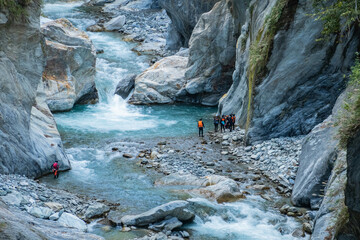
(313, 0, 360, 37)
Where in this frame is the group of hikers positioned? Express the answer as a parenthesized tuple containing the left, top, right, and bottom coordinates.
(197, 114, 236, 137)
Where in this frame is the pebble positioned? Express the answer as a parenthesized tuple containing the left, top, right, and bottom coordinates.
(303, 222, 313, 234)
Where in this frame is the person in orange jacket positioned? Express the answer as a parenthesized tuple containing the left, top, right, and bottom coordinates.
(198, 118, 205, 137)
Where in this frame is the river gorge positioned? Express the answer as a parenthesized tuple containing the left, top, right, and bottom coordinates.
(1, 0, 360, 239)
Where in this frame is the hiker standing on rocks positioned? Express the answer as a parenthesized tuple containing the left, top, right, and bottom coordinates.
(213, 115, 219, 132)
(198, 118, 205, 137)
(232, 114, 236, 130)
(221, 115, 226, 133)
(226, 115, 232, 132)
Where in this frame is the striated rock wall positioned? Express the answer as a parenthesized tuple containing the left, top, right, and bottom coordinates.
(0, 2, 70, 178)
(219, 0, 359, 143)
(41, 18, 98, 112)
(158, 0, 219, 50)
(292, 87, 358, 239)
(341, 129, 360, 238)
(291, 90, 347, 209)
(176, 0, 249, 106)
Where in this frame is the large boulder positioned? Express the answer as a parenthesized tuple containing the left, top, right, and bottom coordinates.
(219, 0, 359, 142)
(0, 2, 70, 178)
(84, 203, 110, 219)
(176, 0, 249, 106)
(158, 0, 219, 49)
(26, 207, 53, 219)
(58, 212, 87, 232)
(156, 174, 243, 203)
(192, 175, 243, 203)
(114, 74, 136, 99)
(104, 15, 126, 31)
(41, 18, 97, 112)
(128, 55, 188, 104)
(121, 200, 195, 227)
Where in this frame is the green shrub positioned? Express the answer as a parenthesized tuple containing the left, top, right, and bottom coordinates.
(313, 0, 360, 38)
(0, 0, 41, 22)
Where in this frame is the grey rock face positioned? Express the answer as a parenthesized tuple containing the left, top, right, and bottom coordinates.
(291, 116, 338, 208)
(84, 203, 110, 219)
(128, 55, 188, 104)
(292, 89, 348, 208)
(41, 18, 97, 112)
(219, 0, 359, 142)
(0, 3, 70, 178)
(158, 0, 219, 49)
(344, 129, 360, 237)
(177, 0, 248, 106)
(121, 200, 195, 226)
(115, 74, 136, 99)
(75, 84, 99, 105)
(311, 150, 347, 239)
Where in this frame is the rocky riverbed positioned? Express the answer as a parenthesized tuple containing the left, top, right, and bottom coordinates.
(0, 174, 113, 239)
(1, 127, 314, 239)
(110, 127, 314, 238)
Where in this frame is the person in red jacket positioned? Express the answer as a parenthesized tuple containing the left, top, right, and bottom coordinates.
(52, 160, 59, 179)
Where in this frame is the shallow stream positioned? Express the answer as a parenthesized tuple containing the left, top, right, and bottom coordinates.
(40, 1, 303, 239)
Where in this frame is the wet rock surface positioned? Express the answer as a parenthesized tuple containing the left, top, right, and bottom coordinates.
(158, 0, 219, 49)
(41, 18, 97, 112)
(115, 74, 137, 99)
(177, 0, 244, 106)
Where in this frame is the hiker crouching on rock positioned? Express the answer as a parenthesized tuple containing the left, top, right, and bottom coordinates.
(52, 160, 59, 179)
(198, 118, 204, 137)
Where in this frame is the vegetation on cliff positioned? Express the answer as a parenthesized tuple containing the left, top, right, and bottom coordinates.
(0, 0, 41, 22)
(246, 0, 290, 136)
(313, 0, 360, 38)
(312, 0, 360, 146)
(338, 57, 360, 147)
